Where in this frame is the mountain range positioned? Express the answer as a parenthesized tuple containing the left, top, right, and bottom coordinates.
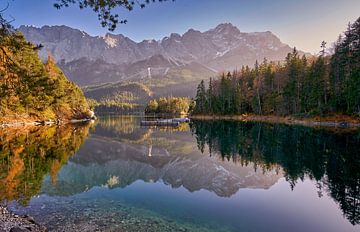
(19, 23, 301, 88)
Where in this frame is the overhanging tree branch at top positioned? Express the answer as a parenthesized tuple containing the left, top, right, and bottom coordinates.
(53, 0, 175, 31)
(0, 2, 13, 37)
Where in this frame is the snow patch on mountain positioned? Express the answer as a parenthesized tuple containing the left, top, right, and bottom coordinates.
(215, 48, 230, 58)
(103, 35, 118, 48)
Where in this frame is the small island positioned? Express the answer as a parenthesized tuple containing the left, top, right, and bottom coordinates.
(145, 96, 191, 116)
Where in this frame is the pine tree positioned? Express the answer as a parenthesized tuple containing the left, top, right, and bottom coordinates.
(330, 17, 360, 115)
(194, 80, 207, 114)
(207, 78, 215, 114)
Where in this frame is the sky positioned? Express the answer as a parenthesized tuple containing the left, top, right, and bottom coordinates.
(3, 0, 360, 53)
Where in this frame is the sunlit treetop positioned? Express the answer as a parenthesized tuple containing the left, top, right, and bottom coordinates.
(53, 0, 174, 31)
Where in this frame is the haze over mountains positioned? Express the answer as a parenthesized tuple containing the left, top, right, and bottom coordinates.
(19, 23, 301, 88)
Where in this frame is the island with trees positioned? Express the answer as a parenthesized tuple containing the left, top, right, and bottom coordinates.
(145, 96, 191, 115)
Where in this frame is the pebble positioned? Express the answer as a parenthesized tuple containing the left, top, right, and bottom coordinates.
(10, 227, 28, 232)
(0, 207, 46, 232)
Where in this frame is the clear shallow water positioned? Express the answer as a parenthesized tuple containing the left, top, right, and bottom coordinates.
(1, 116, 359, 232)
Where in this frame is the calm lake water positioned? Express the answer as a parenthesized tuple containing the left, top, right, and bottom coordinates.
(1, 115, 359, 232)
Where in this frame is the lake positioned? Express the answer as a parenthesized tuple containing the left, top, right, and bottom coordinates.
(0, 115, 359, 232)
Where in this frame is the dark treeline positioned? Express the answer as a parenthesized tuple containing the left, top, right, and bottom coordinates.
(193, 17, 360, 117)
(190, 120, 360, 225)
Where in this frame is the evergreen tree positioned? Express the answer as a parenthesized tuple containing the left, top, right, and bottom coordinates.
(330, 17, 360, 115)
(194, 80, 207, 114)
(207, 78, 215, 114)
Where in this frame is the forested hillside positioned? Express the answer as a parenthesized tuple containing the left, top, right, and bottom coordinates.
(0, 26, 91, 122)
(193, 17, 360, 118)
(84, 82, 151, 113)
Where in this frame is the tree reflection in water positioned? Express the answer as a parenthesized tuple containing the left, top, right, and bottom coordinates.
(190, 120, 360, 225)
(0, 123, 92, 205)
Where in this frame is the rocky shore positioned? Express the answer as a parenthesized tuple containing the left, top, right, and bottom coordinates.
(0, 207, 46, 232)
(0, 118, 96, 129)
(0, 110, 97, 128)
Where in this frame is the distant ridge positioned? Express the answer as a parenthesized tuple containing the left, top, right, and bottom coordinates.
(19, 23, 307, 87)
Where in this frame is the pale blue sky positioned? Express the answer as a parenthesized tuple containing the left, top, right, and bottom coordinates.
(4, 0, 360, 53)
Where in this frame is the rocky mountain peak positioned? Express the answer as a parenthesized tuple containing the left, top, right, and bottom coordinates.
(169, 33, 182, 40)
(211, 22, 241, 35)
(142, 39, 157, 43)
(184, 28, 201, 35)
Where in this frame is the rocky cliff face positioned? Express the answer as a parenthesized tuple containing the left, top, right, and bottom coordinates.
(19, 23, 300, 86)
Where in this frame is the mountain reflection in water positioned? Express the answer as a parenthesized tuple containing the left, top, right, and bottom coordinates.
(0, 115, 359, 231)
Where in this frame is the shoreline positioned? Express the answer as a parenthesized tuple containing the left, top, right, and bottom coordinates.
(190, 114, 360, 128)
(0, 118, 95, 129)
